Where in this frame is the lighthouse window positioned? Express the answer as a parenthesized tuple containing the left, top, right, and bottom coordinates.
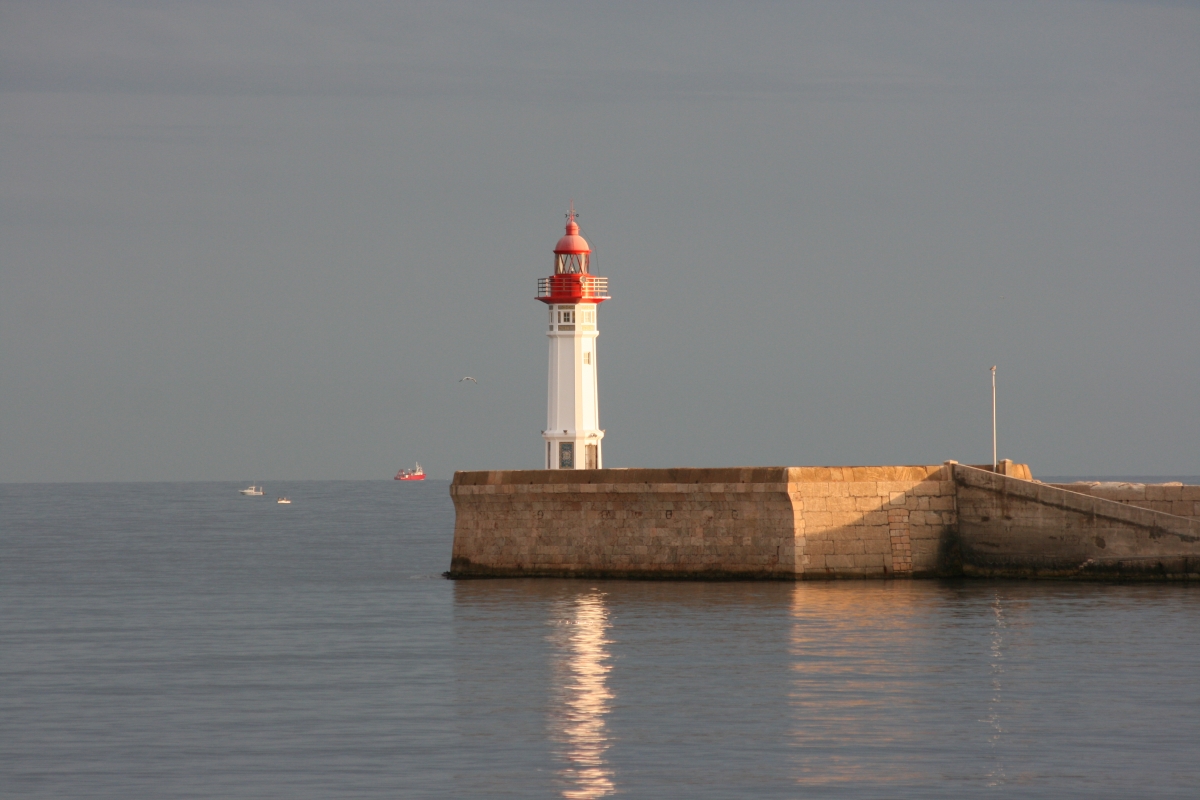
(584, 352, 591, 364)
(556, 253, 588, 274)
(559, 442, 574, 469)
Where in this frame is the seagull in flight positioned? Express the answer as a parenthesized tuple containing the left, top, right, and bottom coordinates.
(459, 376, 478, 383)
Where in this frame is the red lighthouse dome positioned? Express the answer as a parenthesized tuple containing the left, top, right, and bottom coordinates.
(554, 216, 591, 257)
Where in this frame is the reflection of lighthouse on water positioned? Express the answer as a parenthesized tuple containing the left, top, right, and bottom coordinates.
(548, 592, 615, 799)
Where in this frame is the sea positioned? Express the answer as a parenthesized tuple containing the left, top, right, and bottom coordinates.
(3, 479, 1199, 799)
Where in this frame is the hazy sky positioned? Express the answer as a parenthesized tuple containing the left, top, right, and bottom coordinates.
(2, 0, 1197, 482)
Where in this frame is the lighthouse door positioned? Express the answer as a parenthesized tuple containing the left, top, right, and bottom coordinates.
(585, 444, 598, 470)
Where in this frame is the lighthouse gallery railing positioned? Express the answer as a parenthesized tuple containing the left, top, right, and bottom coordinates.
(537, 275, 609, 300)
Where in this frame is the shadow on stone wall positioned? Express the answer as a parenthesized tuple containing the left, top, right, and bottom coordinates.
(953, 464, 1200, 580)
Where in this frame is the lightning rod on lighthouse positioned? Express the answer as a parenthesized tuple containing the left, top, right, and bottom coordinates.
(537, 205, 609, 469)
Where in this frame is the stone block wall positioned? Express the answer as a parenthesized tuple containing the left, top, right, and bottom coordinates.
(956, 465, 1200, 579)
(1047, 482, 1200, 522)
(450, 468, 798, 579)
(449, 465, 962, 579)
(785, 466, 956, 577)
(449, 463, 1200, 581)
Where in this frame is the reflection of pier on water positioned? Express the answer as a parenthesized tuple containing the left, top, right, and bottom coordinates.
(548, 591, 615, 799)
(985, 592, 1008, 787)
(448, 579, 1145, 795)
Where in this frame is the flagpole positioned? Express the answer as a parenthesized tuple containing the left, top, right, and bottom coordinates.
(991, 366, 997, 471)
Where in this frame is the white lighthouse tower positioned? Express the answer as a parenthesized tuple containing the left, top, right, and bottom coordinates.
(538, 207, 609, 469)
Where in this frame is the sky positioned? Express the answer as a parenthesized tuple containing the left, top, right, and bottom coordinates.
(1, 0, 1197, 482)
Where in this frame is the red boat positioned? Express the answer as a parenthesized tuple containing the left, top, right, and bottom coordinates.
(394, 462, 425, 481)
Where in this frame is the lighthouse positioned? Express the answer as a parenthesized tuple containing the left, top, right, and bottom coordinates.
(538, 207, 609, 469)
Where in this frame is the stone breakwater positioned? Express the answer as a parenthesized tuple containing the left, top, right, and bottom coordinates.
(449, 463, 1200, 580)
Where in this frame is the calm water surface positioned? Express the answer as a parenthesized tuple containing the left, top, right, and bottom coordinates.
(3, 480, 1198, 798)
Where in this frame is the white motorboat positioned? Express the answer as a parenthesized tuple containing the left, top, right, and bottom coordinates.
(239, 485, 264, 496)
(276, 497, 291, 504)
